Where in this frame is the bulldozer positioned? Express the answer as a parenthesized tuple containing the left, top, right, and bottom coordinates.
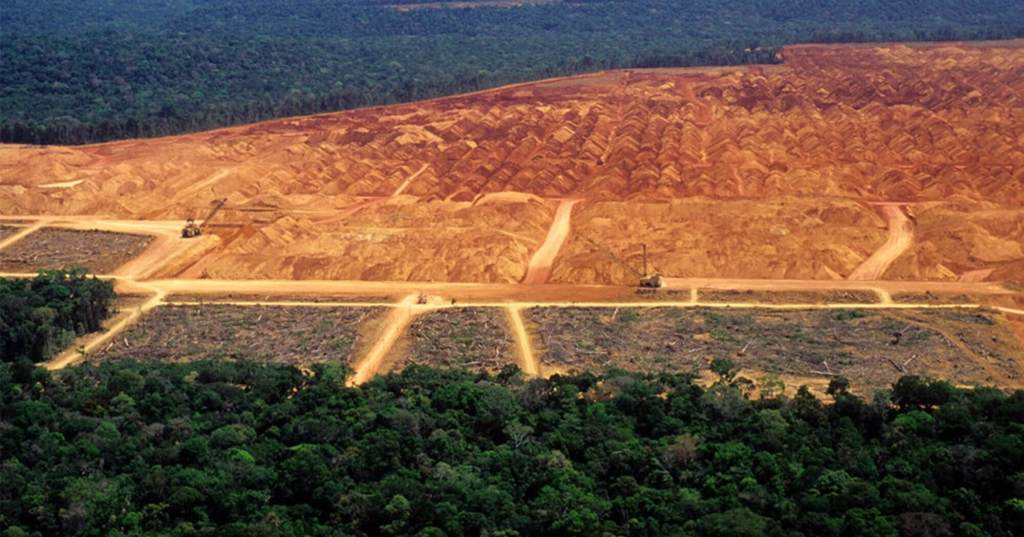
(181, 198, 227, 238)
(579, 234, 664, 289)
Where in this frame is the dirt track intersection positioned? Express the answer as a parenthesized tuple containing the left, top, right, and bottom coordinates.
(2, 41, 1024, 392)
(0, 213, 1020, 392)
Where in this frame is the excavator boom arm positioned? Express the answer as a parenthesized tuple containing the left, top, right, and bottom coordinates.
(201, 198, 228, 226)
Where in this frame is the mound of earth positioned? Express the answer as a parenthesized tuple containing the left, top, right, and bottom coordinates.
(1, 41, 1023, 282)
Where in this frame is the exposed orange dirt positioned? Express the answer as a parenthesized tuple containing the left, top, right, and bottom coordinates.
(2, 41, 1023, 285)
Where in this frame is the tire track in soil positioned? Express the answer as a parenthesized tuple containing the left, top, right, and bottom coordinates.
(849, 205, 914, 281)
(348, 294, 430, 385)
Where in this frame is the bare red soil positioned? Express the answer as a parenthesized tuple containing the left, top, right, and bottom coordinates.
(2, 41, 1023, 284)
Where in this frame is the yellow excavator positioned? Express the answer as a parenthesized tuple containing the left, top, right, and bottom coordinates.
(578, 234, 664, 288)
(181, 198, 227, 238)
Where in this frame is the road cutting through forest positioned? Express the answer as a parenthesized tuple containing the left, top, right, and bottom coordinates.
(505, 305, 540, 376)
(347, 294, 433, 385)
(44, 283, 166, 370)
(5, 214, 1022, 383)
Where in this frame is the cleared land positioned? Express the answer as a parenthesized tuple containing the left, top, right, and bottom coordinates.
(697, 289, 880, 304)
(551, 199, 889, 283)
(3, 42, 1023, 284)
(176, 198, 555, 282)
(527, 307, 1024, 390)
(92, 304, 382, 366)
(886, 204, 1024, 283)
(2, 41, 1023, 392)
(892, 292, 982, 304)
(382, 307, 516, 372)
(0, 225, 17, 241)
(0, 228, 153, 273)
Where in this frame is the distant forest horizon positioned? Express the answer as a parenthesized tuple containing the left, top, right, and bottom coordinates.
(3, 0, 1024, 145)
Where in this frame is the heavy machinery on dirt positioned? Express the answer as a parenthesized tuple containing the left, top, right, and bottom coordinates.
(578, 234, 664, 288)
(181, 198, 227, 238)
(638, 244, 665, 288)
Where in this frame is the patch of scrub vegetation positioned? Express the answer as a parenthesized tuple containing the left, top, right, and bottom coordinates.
(0, 228, 153, 274)
(387, 307, 515, 372)
(699, 289, 880, 304)
(892, 292, 982, 304)
(0, 224, 19, 241)
(92, 305, 382, 366)
(526, 307, 1024, 390)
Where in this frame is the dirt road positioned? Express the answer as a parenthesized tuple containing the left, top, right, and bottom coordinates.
(848, 205, 913, 280)
(662, 276, 1007, 296)
(0, 216, 219, 280)
(177, 169, 231, 199)
(506, 305, 539, 375)
(392, 164, 429, 197)
(522, 199, 579, 284)
(0, 220, 49, 252)
(37, 179, 84, 189)
(0, 265, 1013, 303)
(45, 284, 166, 370)
(5, 213, 1022, 386)
(960, 268, 994, 283)
(348, 294, 430, 385)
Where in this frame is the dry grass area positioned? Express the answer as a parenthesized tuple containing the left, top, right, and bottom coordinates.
(0, 228, 152, 273)
(892, 292, 983, 304)
(383, 307, 515, 372)
(633, 289, 693, 302)
(698, 289, 879, 304)
(526, 307, 1024, 390)
(92, 304, 382, 366)
(0, 225, 18, 241)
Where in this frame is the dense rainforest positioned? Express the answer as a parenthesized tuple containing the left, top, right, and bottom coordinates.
(3, 0, 1024, 144)
(1, 273, 1023, 535)
(0, 269, 115, 365)
(1, 361, 1023, 536)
